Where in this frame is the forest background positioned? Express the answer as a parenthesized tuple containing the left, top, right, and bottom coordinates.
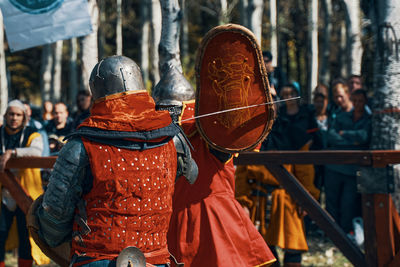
(0, 0, 378, 112)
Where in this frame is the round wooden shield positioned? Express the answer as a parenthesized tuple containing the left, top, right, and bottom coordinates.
(195, 24, 275, 153)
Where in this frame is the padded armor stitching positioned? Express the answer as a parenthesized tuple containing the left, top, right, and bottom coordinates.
(42, 138, 89, 220)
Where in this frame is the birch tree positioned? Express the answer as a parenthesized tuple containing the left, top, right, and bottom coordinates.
(340, 22, 347, 78)
(247, 0, 264, 43)
(363, 0, 400, 209)
(219, 0, 228, 24)
(98, 0, 106, 59)
(116, 0, 123, 55)
(180, 0, 189, 66)
(343, 0, 363, 76)
(80, 0, 99, 91)
(150, 0, 162, 85)
(309, 0, 318, 98)
(40, 45, 53, 101)
(0, 10, 7, 116)
(320, 0, 332, 85)
(52, 40, 63, 102)
(140, 0, 150, 85)
(159, 0, 182, 74)
(269, 0, 278, 67)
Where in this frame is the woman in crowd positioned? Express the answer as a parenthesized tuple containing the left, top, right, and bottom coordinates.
(312, 84, 330, 190)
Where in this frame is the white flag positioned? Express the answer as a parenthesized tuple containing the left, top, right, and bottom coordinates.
(0, 0, 92, 52)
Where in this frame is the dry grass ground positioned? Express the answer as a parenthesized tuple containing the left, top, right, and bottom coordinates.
(5, 252, 58, 267)
(273, 235, 353, 267)
(301, 234, 353, 267)
(5, 235, 353, 267)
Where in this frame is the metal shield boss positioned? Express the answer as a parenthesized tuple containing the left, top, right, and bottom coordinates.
(195, 24, 275, 153)
(27, 195, 71, 267)
(116, 246, 146, 267)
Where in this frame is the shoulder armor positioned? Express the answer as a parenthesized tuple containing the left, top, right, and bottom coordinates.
(57, 137, 88, 166)
(173, 133, 198, 184)
(43, 137, 89, 219)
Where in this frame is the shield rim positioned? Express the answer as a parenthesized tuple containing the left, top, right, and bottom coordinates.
(194, 23, 275, 153)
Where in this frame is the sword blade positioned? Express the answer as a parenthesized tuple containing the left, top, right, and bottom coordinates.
(179, 96, 300, 122)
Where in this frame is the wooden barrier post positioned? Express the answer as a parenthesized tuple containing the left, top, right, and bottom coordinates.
(362, 194, 400, 267)
(0, 157, 56, 214)
(0, 170, 33, 214)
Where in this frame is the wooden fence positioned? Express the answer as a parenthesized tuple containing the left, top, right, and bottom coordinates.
(234, 150, 400, 267)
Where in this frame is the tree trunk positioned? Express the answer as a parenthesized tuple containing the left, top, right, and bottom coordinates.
(40, 45, 53, 102)
(365, 0, 400, 210)
(309, 0, 318, 99)
(340, 21, 347, 78)
(140, 0, 150, 86)
(116, 0, 123, 55)
(80, 0, 99, 91)
(285, 36, 290, 79)
(320, 0, 332, 85)
(180, 0, 189, 67)
(0, 10, 7, 116)
(150, 0, 162, 86)
(98, 0, 106, 59)
(269, 0, 278, 67)
(303, 39, 309, 97)
(343, 0, 363, 76)
(159, 0, 182, 74)
(69, 38, 78, 106)
(52, 40, 63, 102)
(219, 0, 228, 24)
(247, 0, 264, 43)
(295, 39, 302, 89)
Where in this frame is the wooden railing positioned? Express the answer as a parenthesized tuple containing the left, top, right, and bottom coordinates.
(234, 150, 400, 267)
(0, 157, 56, 214)
(1, 152, 400, 267)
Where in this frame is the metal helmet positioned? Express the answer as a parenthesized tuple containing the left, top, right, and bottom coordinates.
(152, 66, 195, 107)
(89, 55, 145, 100)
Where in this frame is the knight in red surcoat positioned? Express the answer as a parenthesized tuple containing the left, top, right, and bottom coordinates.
(34, 56, 197, 267)
(152, 66, 276, 267)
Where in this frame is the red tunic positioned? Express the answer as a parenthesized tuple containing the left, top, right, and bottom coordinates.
(168, 101, 276, 267)
(71, 91, 176, 265)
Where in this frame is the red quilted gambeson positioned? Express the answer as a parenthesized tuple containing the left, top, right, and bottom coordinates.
(71, 138, 176, 265)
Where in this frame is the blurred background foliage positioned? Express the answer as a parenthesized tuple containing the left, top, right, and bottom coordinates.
(4, 0, 374, 107)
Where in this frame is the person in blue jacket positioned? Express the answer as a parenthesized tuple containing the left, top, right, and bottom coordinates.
(325, 89, 371, 235)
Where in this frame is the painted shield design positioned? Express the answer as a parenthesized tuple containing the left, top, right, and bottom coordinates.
(195, 24, 275, 153)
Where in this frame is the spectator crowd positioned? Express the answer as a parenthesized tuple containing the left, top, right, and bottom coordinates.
(235, 51, 371, 267)
(1, 90, 94, 156)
